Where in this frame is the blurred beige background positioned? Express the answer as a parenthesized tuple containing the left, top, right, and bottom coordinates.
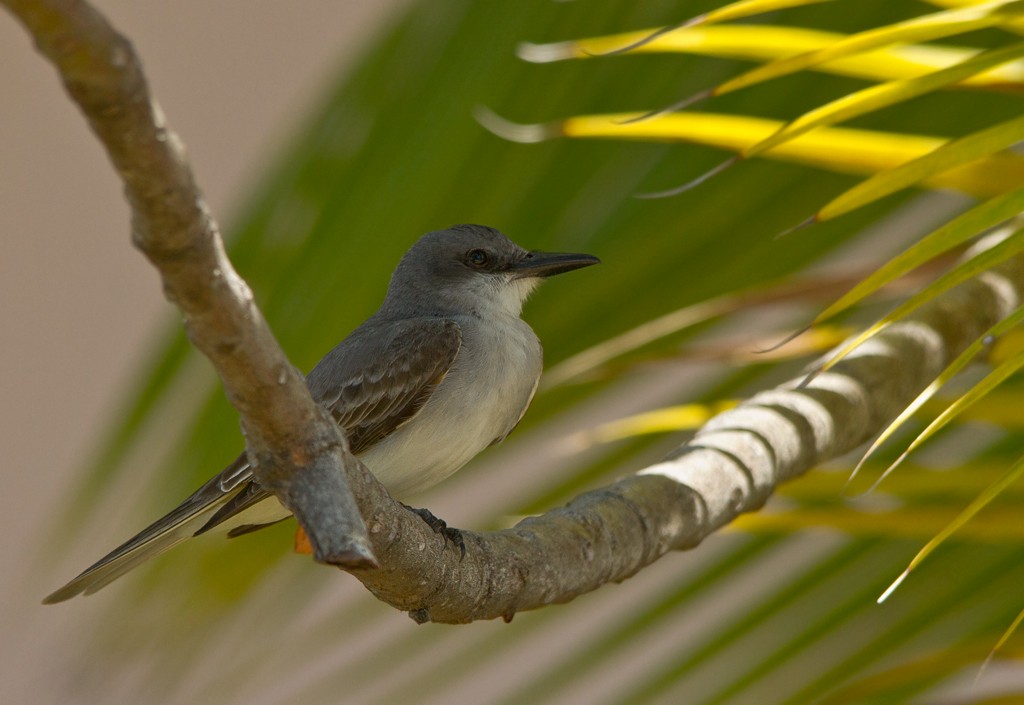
(0, 2, 405, 700)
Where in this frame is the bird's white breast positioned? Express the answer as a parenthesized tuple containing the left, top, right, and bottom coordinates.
(362, 313, 542, 498)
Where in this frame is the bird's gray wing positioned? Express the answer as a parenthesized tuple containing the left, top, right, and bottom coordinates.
(197, 317, 463, 533)
(317, 317, 464, 454)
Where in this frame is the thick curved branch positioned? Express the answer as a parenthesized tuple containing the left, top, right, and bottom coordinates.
(338, 250, 1023, 624)
(2, 0, 375, 568)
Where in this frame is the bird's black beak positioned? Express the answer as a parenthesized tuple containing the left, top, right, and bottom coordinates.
(510, 251, 601, 279)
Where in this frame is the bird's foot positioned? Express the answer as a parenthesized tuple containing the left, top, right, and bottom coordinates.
(403, 504, 466, 559)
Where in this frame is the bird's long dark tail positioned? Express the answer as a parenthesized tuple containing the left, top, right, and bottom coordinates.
(42, 476, 241, 604)
(40, 452, 293, 604)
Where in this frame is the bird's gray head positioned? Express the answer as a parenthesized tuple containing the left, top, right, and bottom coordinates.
(383, 224, 599, 318)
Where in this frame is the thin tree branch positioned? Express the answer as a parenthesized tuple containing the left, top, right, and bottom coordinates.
(1, 0, 375, 568)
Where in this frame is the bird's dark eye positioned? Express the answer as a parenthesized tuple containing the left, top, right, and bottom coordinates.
(466, 249, 489, 268)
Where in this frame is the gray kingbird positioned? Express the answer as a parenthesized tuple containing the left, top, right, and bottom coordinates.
(44, 224, 599, 603)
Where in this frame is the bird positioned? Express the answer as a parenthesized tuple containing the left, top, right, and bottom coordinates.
(43, 224, 600, 603)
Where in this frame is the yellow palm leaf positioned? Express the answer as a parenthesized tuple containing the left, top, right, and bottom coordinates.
(814, 225, 1024, 377)
(745, 41, 1024, 161)
(522, 25, 1024, 89)
(878, 454, 1024, 602)
(555, 112, 1024, 197)
(813, 186, 1024, 325)
(819, 113, 1024, 221)
(711, 0, 1024, 98)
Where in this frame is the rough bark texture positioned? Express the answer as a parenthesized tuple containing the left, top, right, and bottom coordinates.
(1, 0, 375, 569)
(7, 0, 1021, 624)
